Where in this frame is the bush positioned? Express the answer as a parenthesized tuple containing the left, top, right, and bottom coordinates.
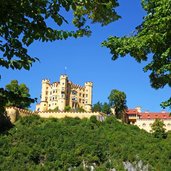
(0, 116, 171, 170)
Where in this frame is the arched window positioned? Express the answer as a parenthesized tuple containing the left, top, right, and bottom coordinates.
(72, 90, 77, 95)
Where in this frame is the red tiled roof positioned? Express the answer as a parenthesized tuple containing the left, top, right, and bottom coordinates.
(126, 109, 139, 115)
(139, 112, 171, 119)
(126, 109, 171, 119)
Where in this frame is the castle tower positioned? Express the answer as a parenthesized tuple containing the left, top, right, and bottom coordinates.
(84, 82, 93, 112)
(58, 74, 68, 111)
(39, 79, 50, 111)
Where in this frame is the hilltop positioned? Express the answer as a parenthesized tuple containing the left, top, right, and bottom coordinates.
(0, 116, 171, 170)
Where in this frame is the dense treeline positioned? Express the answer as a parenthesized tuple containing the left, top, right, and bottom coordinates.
(0, 116, 171, 170)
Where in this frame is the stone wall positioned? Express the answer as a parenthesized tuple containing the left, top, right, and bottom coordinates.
(5, 107, 104, 123)
(5, 107, 35, 123)
(37, 111, 103, 119)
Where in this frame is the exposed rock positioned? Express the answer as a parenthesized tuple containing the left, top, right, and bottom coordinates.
(123, 160, 148, 171)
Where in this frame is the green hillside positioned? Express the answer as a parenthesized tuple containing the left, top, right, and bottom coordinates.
(0, 116, 171, 170)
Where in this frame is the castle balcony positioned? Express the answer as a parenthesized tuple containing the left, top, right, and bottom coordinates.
(128, 115, 138, 120)
(127, 114, 139, 124)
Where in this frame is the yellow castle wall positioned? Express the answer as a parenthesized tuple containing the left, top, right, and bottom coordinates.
(134, 119, 171, 132)
(5, 107, 103, 123)
(37, 111, 102, 119)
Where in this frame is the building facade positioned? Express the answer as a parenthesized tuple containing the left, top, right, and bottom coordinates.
(36, 75, 93, 112)
(126, 107, 171, 132)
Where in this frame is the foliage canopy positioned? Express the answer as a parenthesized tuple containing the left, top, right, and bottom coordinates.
(4, 80, 34, 109)
(0, 0, 120, 71)
(151, 119, 167, 139)
(102, 0, 171, 108)
(92, 101, 102, 112)
(108, 89, 127, 121)
(0, 116, 171, 170)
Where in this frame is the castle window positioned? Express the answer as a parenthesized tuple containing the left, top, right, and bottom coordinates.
(79, 99, 81, 103)
(83, 94, 85, 97)
(72, 97, 76, 101)
(72, 90, 77, 95)
(79, 93, 81, 96)
(85, 101, 88, 104)
(46, 91, 48, 95)
(49, 104, 51, 107)
(86, 94, 88, 97)
(142, 123, 146, 127)
(53, 90, 55, 93)
(44, 104, 46, 106)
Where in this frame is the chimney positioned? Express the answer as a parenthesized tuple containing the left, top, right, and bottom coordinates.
(135, 106, 141, 113)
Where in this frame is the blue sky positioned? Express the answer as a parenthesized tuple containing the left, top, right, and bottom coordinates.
(1, 0, 170, 112)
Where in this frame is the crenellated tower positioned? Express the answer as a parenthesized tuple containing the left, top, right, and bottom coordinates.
(58, 74, 68, 111)
(84, 82, 93, 112)
(39, 79, 50, 111)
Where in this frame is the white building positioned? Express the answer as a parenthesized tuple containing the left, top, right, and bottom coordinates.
(126, 108, 171, 132)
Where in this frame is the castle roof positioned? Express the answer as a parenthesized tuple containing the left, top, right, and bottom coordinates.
(126, 109, 171, 119)
(126, 109, 139, 115)
(139, 112, 171, 119)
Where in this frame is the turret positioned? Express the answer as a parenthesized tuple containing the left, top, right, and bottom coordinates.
(135, 106, 141, 113)
(58, 75, 68, 111)
(40, 79, 50, 111)
(84, 82, 93, 112)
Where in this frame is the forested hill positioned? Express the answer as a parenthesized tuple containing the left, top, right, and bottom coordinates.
(0, 116, 171, 170)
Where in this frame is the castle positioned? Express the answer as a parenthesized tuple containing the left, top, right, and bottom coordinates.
(36, 74, 93, 112)
(126, 107, 171, 132)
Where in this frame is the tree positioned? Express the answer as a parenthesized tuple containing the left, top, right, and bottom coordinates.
(76, 107, 85, 112)
(4, 80, 34, 109)
(92, 102, 102, 112)
(101, 102, 111, 115)
(64, 105, 71, 112)
(108, 89, 127, 121)
(0, 0, 120, 72)
(102, 0, 171, 108)
(151, 119, 167, 139)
